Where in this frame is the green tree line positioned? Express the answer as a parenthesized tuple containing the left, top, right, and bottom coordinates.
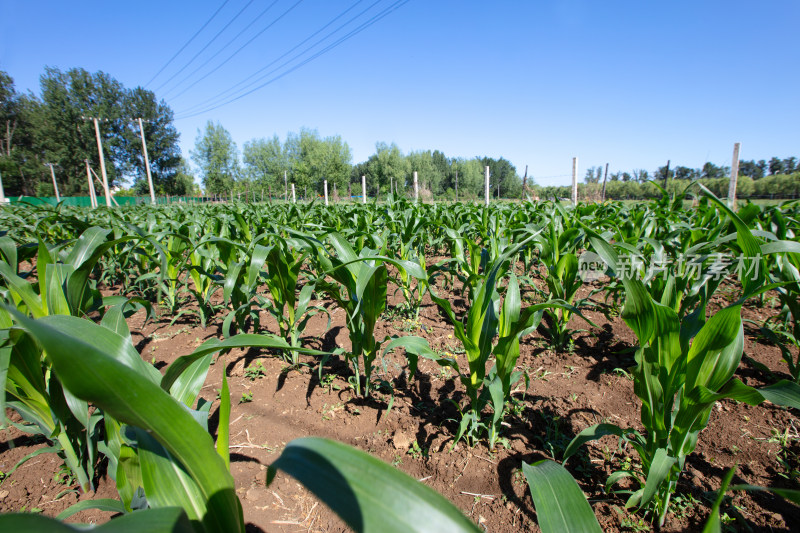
(538, 173, 800, 201)
(0, 68, 190, 197)
(194, 121, 524, 199)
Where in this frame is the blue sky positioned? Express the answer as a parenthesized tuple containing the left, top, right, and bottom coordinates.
(2, 1, 798, 186)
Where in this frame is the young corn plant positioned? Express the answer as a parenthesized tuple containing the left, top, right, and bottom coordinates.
(389, 238, 577, 448)
(296, 231, 425, 397)
(564, 231, 800, 528)
(258, 236, 328, 366)
(2, 310, 485, 533)
(0, 227, 145, 492)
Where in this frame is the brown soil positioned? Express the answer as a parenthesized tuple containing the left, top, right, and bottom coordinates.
(1, 273, 799, 532)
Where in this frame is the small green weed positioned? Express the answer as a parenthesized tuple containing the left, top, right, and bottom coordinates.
(244, 360, 266, 381)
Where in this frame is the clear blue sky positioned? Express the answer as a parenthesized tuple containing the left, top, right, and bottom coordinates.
(2, 1, 798, 186)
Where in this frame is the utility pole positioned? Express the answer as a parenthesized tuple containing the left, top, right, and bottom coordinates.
(663, 160, 670, 191)
(291, 183, 296, 203)
(455, 170, 458, 202)
(284, 171, 288, 202)
(413, 171, 419, 203)
(87, 117, 112, 207)
(136, 118, 156, 204)
(362, 175, 366, 204)
(0, 170, 6, 205)
(520, 165, 528, 202)
(601, 163, 609, 203)
(45, 163, 61, 202)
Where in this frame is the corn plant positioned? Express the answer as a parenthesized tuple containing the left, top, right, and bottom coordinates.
(0, 227, 145, 492)
(257, 236, 328, 366)
(564, 229, 800, 527)
(296, 231, 425, 397)
(389, 239, 577, 448)
(2, 310, 485, 533)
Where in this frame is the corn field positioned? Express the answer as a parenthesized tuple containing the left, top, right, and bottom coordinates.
(0, 187, 799, 532)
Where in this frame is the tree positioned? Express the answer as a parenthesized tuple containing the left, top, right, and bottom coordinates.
(366, 142, 409, 195)
(481, 156, 520, 198)
(123, 87, 183, 195)
(701, 162, 727, 179)
(584, 166, 602, 184)
(407, 150, 441, 195)
(673, 166, 697, 180)
(191, 121, 239, 194)
(284, 128, 351, 194)
(37, 67, 130, 195)
(654, 165, 674, 182)
(449, 157, 483, 199)
(0, 71, 45, 196)
(768, 157, 783, 175)
(782, 156, 797, 174)
(242, 135, 286, 192)
(737, 160, 764, 180)
(0, 67, 185, 197)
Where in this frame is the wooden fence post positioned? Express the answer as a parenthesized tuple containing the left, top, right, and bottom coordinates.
(728, 142, 741, 210)
(484, 166, 490, 206)
(571, 157, 579, 205)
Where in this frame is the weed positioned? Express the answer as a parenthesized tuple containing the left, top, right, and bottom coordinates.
(239, 391, 253, 404)
(244, 360, 266, 381)
(321, 402, 344, 421)
(670, 493, 699, 520)
(407, 440, 429, 460)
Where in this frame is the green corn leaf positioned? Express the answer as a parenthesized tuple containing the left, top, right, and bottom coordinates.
(563, 423, 627, 462)
(761, 240, 800, 255)
(222, 261, 243, 305)
(685, 305, 743, 392)
(0, 262, 45, 318)
(382, 335, 459, 377)
(0, 235, 18, 270)
(0, 331, 11, 417)
(757, 380, 800, 410)
(640, 448, 677, 508)
(269, 437, 481, 533)
(702, 466, 738, 533)
(217, 359, 231, 469)
(728, 484, 800, 505)
(10, 310, 244, 533)
(522, 459, 602, 533)
(135, 428, 207, 522)
(64, 227, 111, 268)
(697, 184, 764, 296)
(0, 507, 194, 533)
(161, 334, 329, 393)
(44, 263, 73, 317)
(55, 498, 128, 521)
(38, 315, 161, 385)
(169, 353, 214, 407)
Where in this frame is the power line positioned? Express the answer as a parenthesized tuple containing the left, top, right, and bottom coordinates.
(176, 0, 374, 116)
(153, 0, 258, 93)
(158, 0, 281, 98)
(145, 0, 232, 88)
(175, 0, 409, 119)
(166, 0, 306, 101)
